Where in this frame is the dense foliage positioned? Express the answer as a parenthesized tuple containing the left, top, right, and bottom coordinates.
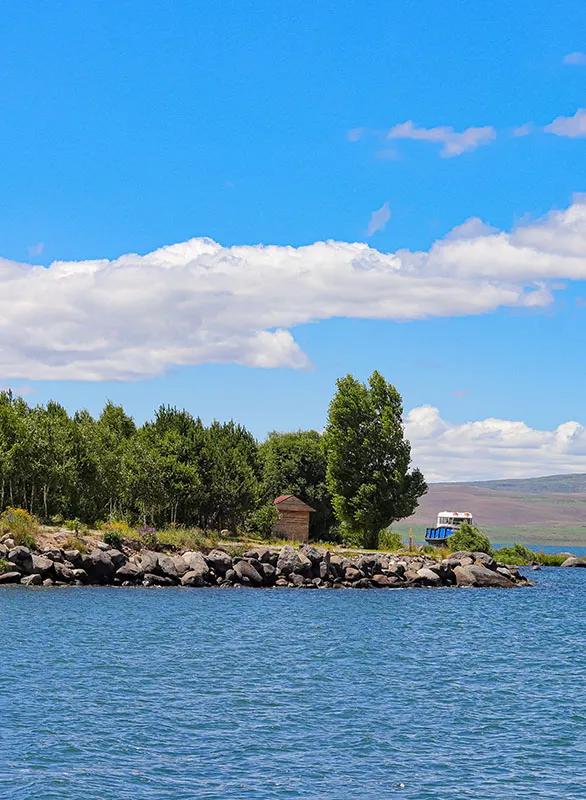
(495, 543, 567, 567)
(448, 522, 493, 555)
(0, 392, 261, 531)
(325, 371, 427, 549)
(0, 371, 426, 542)
(258, 430, 334, 539)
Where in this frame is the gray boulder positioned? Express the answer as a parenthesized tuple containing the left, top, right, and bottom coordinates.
(387, 561, 406, 577)
(417, 567, 442, 585)
(261, 562, 276, 584)
(116, 562, 143, 582)
(328, 555, 345, 578)
(371, 574, 400, 588)
(473, 552, 497, 570)
(224, 568, 236, 584)
(42, 548, 64, 562)
(344, 566, 362, 582)
(180, 569, 206, 587)
(107, 549, 127, 569)
(83, 549, 116, 584)
(31, 554, 54, 578)
(71, 568, 89, 583)
(243, 546, 272, 562)
(157, 554, 179, 579)
(233, 559, 264, 585)
(454, 564, 515, 588)
(172, 555, 190, 577)
(143, 573, 175, 586)
(205, 549, 233, 574)
(63, 549, 83, 566)
(21, 573, 42, 586)
(561, 557, 586, 568)
(138, 550, 159, 574)
(53, 562, 75, 582)
(276, 545, 312, 576)
(8, 546, 33, 574)
(0, 571, 21, 583)
(183, 551, 210, 580)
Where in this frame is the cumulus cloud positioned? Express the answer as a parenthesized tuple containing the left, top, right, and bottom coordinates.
(405, 406, 586, 481)
(544, 108, 586, 138)
(563, 51, 586, 65)
(366, 201, 391, 236)
(4, 198, 586, 380)
(387, 120, 496, 157)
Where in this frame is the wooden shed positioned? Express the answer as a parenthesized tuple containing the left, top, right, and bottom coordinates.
(272, 494, 315, 543)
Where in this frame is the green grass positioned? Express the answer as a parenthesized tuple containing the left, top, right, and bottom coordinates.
(156, 527, 218, 551)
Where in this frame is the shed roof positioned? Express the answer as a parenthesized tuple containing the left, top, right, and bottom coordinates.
(273, 494, 316, 513)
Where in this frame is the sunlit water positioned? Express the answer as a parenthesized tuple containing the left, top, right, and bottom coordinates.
(2, 570, 586, 799)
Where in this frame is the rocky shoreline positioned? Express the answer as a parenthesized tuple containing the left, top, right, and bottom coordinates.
(0, 538, 531, 589)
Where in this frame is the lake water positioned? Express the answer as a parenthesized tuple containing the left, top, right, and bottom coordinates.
(2, 571, 586, 799)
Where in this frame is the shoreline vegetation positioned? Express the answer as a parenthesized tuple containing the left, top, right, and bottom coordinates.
(0, 372, 580, 579)
(0, 372, 426, 551)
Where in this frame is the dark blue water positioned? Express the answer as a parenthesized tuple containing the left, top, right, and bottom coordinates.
(2, 572, 586, 799)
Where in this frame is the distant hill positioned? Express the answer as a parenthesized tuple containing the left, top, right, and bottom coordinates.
(395, 473, 586, 546)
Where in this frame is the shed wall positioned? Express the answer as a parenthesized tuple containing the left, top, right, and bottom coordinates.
(273, 509, 310, 543)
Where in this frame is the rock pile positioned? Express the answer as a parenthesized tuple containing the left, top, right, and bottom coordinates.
(0, 538, 530, 589)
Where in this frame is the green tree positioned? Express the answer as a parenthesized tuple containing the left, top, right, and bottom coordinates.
(325, 370, 427, 549)
(199, 421, 260, 532)
(259, 430, 334, 539)
(448, 523, 492, 555)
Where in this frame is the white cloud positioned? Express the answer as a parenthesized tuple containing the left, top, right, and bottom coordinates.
(366, 201, 391, 236)
(3, 198, 586, 380)
(544, 108, 586, 138)
(512, 122, 534, 137)
(387, 120, 496, 157)
(405, 406, 586, 481)
(563, 51, 586, 65)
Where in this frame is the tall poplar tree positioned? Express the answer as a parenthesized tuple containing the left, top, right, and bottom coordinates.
(325, 370, 427, 549)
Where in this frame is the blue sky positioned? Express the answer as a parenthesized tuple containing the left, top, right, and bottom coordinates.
(2, 0, 586, 479)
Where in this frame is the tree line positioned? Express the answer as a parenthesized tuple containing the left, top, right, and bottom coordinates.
(0, 371, 426, 546)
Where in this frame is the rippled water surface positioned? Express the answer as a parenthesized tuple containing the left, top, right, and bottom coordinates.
(2, 571, 586, 799)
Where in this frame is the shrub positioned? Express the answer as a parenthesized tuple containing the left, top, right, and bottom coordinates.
(0, 558, 12, 573)
(0, 507, 39, 548)
(496, 544, 567, 567)
(244, 504, 278, 539)
(103, 529, 123, 549)
(156, 527, 216, 551)
(536, 552, 567, 567)
(496, 543, 535, 565)
(99, 519, 136, 538)
(378, 530, 403, 551)
(63, 518, 88, 534)
(139, 525, 159, 550)
(448, 522, 493, 555)
(62, 535, 88, 553)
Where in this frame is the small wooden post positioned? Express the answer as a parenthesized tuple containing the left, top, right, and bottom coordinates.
(408, 528, 414, 552)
